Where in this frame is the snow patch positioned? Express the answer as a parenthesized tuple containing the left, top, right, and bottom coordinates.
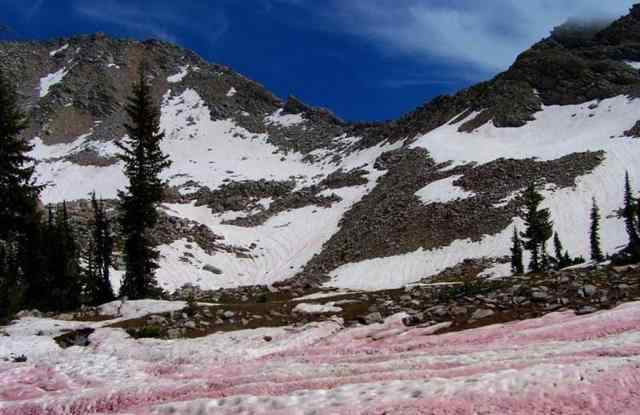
(49, 43, 68, 56)
(624, 61, 640, 70)
(293, 302, 342, 314)
(415, 174, 475, 204)
(98, 299, 186, 319)
(167, 65, 189, 83)
(265, 109, 305, 127)
(226, 87, 237, 97)
(39, 67, 68, 97)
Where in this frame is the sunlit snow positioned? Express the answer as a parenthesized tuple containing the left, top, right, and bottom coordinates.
(49, 43, 68, 56)
(167, 65, 189, 83)
(39, 67, 68, 97)
(415, 174, 475, 204)
(2, 301, 640, 414)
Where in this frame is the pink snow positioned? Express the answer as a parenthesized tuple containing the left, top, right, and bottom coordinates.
(1, 303, 640, 414)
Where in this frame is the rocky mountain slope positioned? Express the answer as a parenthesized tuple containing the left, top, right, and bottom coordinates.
(4, 6, 640, 293)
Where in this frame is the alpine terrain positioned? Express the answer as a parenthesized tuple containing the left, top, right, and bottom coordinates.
(3, 4, 640, 415)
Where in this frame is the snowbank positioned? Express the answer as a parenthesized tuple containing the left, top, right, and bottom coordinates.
(2, 302, 640, 414)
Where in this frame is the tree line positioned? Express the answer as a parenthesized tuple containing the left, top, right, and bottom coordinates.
(0, 65, 170, 321)
(511, 174, 640, 275)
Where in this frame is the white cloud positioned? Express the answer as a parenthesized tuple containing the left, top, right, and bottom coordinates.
(302, 0, 637, 74)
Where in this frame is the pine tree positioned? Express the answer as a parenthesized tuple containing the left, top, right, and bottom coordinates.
(553, 232, 563, 268)
(0, 240, 21, 321)
(623, 171, 639, 249)
(84, 193, 114, 305)
(0, 69, 44, 316)
(510, 226, 524, 274)
(0, 71, 41, 237)
(590, 197, 604, 262)
(520, 183, 554, 273)
(49, 202, 81, 311)
(117, 66, 171, 300)
(553, 232, 572, 269)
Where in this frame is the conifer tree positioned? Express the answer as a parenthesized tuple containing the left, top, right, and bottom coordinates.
(553, 232, 573, 269)
(84, 193, 114, 305)
(0, 240, 21, 321)
(623, 171, 639, 249)
(590, 197, 604, 262)
(117, 65, 171, 299)
(0, 71, 41, 237)
(0, 69, 43, 316)
(49, 202, 81, 311)
(510, 226, 524, 274)
(553, 232, 564, 268)
(520, 183, 553, 273)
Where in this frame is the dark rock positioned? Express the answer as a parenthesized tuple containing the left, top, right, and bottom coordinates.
(203, 264, 223, 275)
(402, 315, 421, 327)
(359, 312, 384, 325)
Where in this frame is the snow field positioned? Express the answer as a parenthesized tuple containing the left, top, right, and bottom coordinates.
(2, 301, 640, 414)
(326, 95, 640, 289)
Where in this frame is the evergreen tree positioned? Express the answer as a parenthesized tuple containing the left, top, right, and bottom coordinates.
(520, 183, 554, 273)
(0, 69, 43, 317)
(49, 202, 81, 311)
(510, 226, 524, 274)
(553, 232, 563, 269)
(553, 232, 573, 269)
(84, 193, 115, 305)
(0, 239, 21, 321)
(623, 171, 640, 249)
(117, 66, 171, 299)
(590, 197, 604, 262)
(0, 71, 41, 237)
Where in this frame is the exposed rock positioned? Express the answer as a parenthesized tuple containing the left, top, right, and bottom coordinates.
(470, 308, 495, 321)
(359, 312, 384, 325)
(203, 264, 223, 275)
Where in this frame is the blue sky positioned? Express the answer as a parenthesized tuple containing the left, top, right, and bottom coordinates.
(0, 0, 636, 121)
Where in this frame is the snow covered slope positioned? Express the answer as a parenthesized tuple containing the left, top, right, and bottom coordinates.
(328, 96, 640, 289)
(2, 301, 640, 414)
(7, 8, 640, 292)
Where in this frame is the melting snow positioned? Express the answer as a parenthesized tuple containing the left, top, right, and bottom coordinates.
(2, 302, 640, 414)
(293, 302, 342, 314)
(624, 61, 640, 70)
(49, 43, 68, 56)
(265, 109, 305, 127)
(39, 67, 68, 97)
(327, 96, 640, 289)
(167, 65, 189, 83)
(415, 174, 475, 204)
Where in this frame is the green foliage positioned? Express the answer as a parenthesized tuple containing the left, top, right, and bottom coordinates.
(117, 65, 171, 300)
(510, 226, 524, 274)
(520, 183, 554, 273)
(613, 173, 640, 264)
(590, 197, 604, 262)
(623, 171, 640, 248)
(83, 193, 115, 306)
(46, 202, 82, 311)
(553, 232, 573, 269)
(0, 69, 44, 319)
(0, 71, 42, 238)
